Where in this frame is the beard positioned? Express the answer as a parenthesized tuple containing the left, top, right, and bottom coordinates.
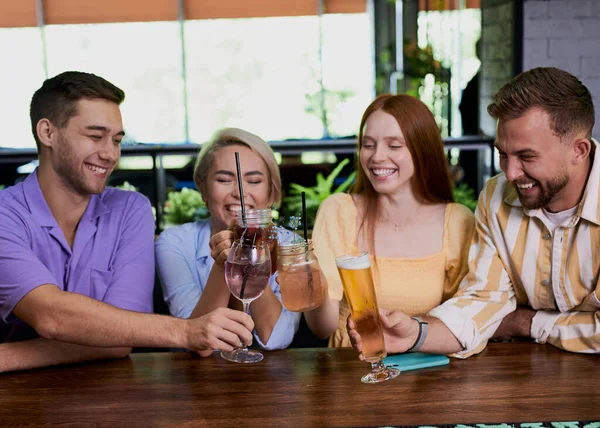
(517, 172, 569, 210)
(55, 133, 108, 196)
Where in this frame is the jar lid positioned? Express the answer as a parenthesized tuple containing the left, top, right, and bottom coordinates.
(279, 239, 313, 255)
(234, 208, 273, 222)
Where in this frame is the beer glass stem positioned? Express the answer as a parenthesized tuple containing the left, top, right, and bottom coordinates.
(371, 359, 385, 374)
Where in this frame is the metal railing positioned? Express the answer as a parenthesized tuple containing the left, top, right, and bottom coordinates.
(0, 135, 495, 231)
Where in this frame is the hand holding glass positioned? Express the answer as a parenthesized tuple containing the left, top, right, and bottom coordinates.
(221, 240, 271, 363)
(336, 251, 400, 383)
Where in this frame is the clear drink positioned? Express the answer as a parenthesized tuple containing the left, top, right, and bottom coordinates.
(221, 241, 271, 364)
(335, 251, 399, 383)
(225, 260, 271, 303)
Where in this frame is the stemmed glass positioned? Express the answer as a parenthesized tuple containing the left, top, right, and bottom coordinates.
(221, 240, 271, 363)
(336, 251, 400, 383)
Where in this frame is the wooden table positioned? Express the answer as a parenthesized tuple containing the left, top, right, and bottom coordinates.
(1, 343, 598, 427)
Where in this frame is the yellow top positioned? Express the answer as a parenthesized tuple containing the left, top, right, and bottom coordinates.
(312, 193, 475, 348)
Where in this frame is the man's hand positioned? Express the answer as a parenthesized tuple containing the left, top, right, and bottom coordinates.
(347, 309, 420, 359)
(186, 307, 254, 357)
(491, 306, 535, 341)
(209, 230, 235, 266)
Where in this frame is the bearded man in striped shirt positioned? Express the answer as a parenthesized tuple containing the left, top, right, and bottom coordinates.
(348, 67, 599, 357)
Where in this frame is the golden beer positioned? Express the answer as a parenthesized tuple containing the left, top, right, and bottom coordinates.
(336, 252, 386, 362)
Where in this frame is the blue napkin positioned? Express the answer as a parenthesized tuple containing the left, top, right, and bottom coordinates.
(382, 352, 450, 371)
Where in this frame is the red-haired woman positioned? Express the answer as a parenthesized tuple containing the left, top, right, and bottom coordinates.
(306, 94, 475, 348)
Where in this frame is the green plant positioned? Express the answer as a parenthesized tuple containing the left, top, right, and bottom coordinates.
(304, 61, 355, 137)
(114, 181, 138, 192)
(453, 183, 478, 212)
(404, 42, 443, 80)
(305, 88, 354, 137)
(163, 188, 209, 226)
(0, 185, 5, 190)
(375, 46, 394, 94)
(283, 158, 356, 228)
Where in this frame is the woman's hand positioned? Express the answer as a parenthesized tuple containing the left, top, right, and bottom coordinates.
(347, 308, 420, 359)
(209, 230, 235, 266)
(347, 315, 365, 360)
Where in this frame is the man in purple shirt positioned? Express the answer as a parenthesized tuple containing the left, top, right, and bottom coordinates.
(0, 71, 254, 372)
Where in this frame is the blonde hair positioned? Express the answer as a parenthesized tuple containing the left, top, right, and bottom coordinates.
(193, 127, 282, 208)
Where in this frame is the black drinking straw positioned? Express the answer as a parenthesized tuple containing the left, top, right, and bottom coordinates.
(236, 151, 251, 300)
(301, 192, 309, 248)
(239, 233, 256, 301)
(235, 152, 246, 227)
(301, 192, 314, 295)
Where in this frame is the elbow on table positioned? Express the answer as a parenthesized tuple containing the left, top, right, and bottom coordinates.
(33, 314, 62, 342)
(33, 317, 132, 360)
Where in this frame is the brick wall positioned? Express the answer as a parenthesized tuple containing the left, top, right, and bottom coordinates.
(523, 0, 600, 138)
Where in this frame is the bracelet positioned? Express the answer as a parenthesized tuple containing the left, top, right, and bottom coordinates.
(406, 317, 429, 353)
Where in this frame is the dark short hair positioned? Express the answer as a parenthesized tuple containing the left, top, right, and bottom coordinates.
(30, 71, 125, 150)
(488, 67, 595, 139)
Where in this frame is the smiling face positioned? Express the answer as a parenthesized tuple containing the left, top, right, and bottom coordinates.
(359, 109, 415, 196)
(202, 144, 271, 231)
(50, 98, 124, 196)
(496, 108, 574, 210)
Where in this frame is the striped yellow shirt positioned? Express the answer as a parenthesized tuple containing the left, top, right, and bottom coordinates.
(430, 141, 600, 357)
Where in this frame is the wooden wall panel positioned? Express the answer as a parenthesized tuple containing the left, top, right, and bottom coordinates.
(0, 0, 367, 28)
(0, 0, 37, 28)
(419, 0, 481, 11)
(43, 0, 177, 25)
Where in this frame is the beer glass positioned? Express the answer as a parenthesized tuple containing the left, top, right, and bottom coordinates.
(335, 251, 400, 383)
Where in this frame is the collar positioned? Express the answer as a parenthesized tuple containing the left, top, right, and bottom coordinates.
(80, 192, 111, 223)
(195, 218, 213, 262)
(23, 170, 58, 228)
(503, 138, 600, 226)
(23, 169, 111, 228)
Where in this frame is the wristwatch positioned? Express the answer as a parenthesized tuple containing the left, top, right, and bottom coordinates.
(406, 317, 429, 353)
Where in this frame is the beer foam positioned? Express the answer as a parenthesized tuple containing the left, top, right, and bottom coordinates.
(335, 252, 371, 270)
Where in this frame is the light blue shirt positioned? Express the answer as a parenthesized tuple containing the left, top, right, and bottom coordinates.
(155, 218, 301, 350)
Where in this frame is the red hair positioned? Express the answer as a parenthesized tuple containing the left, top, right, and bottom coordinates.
(351, 94, 454, 257)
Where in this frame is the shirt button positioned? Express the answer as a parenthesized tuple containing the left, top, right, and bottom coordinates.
(543, 233, 551, 240)
(541, 279, 550, 286)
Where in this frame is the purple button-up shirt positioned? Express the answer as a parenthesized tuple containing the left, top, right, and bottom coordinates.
(0, 170, 155, 343)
